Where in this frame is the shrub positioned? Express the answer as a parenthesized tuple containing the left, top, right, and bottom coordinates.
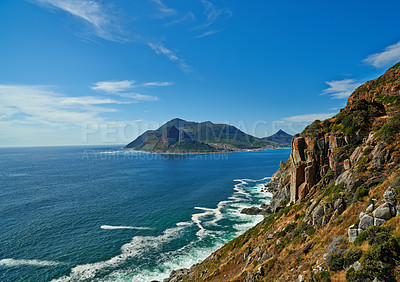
(329, 255, 345, 271)
(348, 227, 400, 281)
(344, 249, 362, 267)
(354, 185, 369, 202)
(376, 113, 400, 143)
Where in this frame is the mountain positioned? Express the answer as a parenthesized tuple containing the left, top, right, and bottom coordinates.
(165, 62, 400, 281)
(125, 118, 279, 153)
(263, 129, 293, 146)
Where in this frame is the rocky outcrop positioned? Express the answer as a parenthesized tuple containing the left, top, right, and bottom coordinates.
(347, 187, 399, 242)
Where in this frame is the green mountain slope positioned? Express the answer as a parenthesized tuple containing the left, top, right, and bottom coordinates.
(125, 118, 277, 153)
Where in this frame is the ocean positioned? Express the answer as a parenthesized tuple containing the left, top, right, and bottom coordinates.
(0, 146, 290, 281)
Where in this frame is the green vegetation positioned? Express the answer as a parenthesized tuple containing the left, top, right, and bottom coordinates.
(347, 227, 400, 281)
(331, 100, 385, 137)
(354, 185, 369, 202)
(376, 113, 400, 143)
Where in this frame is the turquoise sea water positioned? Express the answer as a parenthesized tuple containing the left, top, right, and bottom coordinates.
(0, 146, 290, 281)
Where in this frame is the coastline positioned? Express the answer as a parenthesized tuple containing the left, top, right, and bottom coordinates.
(124, 146, 290, 155)
(162, 177, 278, 282)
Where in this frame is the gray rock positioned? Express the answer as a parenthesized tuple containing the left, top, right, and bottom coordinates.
(374, 218, 386, 226)
(383, 187, 396, 203)
(276, 239, 281, 245)
(359, 212, 366, 220)
(256, 266, 264, 276)
(373, 203, 392, 220)
(348, 227, 358, 242)
(366, 204, 374, 213)
(359, 214, 374, 230)
(298, 274, 304, 282)
(353, 261, 361, 271)
(324, 203, 334, 215)
(312, 205, 325, 226)
(334, 198, 344, 210)
(397, 205, 400, 216)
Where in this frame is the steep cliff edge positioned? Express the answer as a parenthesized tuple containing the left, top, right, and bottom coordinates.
(166, 62, 400, 281)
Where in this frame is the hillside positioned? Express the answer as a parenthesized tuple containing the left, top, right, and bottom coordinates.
(164, 62, 400, 281)
(125, 118, 280, 153)
(263, 129, 293, 147)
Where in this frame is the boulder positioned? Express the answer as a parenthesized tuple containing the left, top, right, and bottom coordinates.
(359, 214, 374, 230)
(374, 218, 386, 226)
(366, 204, 374, 213)
(312, 205, 325, 226)
(241, 206, 265, 215)
(353, 261, 361, 271)
(334, 198, 345, 210)
(348, 226, 358, 242)
(373, 203, 392, 220)
(383, 187, 396, 204)
(324, 203, 334, 215)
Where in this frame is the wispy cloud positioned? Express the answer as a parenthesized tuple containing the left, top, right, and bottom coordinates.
(0, 85, 127, 126)
(198, 0, 231, 28)
(92, 79, 168, 101)
(92, 80, 135, 93)
(281, 112, 337, 123)
(118, 93, 158, 101)
(322, 79, 361, 99)
(364, 41, 400, 68)
(148, 42, 193, 73)
(33, 0, 125, 42)
(142, 81, 173, 87)
(195, 30, 219, 38)
(151, 0, 177, 17)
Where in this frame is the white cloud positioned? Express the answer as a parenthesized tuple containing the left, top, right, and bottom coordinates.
(151, 0, 177, 17)
(322, 79, 361, 99)
(92, 80, 135, 93)
(118, 93, 158, 101)
(195, 30, 219, 38)
(33, 0, 125, 42)
(199, 0, 231, 28)
(148, 41, 193, 73)
(364, 41, 400, 68)
(92, 79, 170, 101)
(281, 113, 336, 123)
(0, 85, 128, 126)
(142, 81, 173, 87)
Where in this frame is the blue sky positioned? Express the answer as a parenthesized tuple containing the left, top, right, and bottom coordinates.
(1, 0, 400, 146)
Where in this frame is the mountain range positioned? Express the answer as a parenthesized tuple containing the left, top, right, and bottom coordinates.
(125, 118, 292, 153)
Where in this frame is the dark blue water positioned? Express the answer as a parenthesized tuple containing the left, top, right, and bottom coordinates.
(0, 146, 290, 281)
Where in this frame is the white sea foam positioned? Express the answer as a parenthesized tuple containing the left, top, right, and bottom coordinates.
(100, 225, 151, 230)
(0, 258, 61, 267)
(52, 226, 185, 281)
(54, 176, 272, 281)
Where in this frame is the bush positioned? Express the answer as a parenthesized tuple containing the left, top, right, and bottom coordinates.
(354, 185, 369, 202)
(344, 249, 362, 267)
(329, 255, 345, 271)
(348, 227, 400, 281)
(376, 113, 400, 143)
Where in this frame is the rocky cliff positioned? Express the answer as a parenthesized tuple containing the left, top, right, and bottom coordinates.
(164, 62, 400, 281)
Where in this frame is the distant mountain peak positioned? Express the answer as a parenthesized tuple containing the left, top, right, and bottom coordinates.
(263, 129, 293, 146)
(125, 118, 283, 153)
